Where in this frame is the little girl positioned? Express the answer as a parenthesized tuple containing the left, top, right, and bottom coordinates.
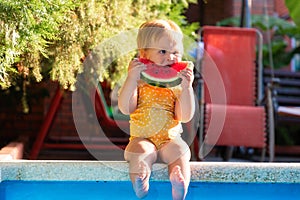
(118, 19, 195, 200)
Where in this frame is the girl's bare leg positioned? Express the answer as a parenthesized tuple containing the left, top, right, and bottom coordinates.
(159, 137, 191, 200)
(124, 138, 157, 198)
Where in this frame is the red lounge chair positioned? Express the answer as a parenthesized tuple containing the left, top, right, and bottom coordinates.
(198, 26, 275, 162)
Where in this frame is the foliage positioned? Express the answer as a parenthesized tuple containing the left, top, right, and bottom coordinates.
(285, 0, 300, 28)
(217, 15, 300, 69)
(0, 0, 77, 112)
(0, 0, 199, 112)
(0, 0, 76, 89)
(276, 125, 300, 146)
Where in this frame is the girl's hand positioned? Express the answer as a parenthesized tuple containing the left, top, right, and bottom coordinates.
(127, 58, 147, 81)
(178, 67, 194, 88)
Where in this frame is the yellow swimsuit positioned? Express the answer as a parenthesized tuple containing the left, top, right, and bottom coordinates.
(129, 81, 183, 149)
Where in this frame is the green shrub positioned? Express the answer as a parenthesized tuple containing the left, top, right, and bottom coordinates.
(0, 0, 199, 89)
(0, 0, 199, 112)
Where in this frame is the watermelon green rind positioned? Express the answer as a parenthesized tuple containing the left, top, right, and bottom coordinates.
(140, 59, 194, 87)
(141, 73, 183, 87)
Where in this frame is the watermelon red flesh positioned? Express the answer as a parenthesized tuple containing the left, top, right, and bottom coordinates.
(139, 58, 188, 72)
(139, 58, 193, 87)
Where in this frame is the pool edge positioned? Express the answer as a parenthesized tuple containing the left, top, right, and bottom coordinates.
(1, 161, 300, 183)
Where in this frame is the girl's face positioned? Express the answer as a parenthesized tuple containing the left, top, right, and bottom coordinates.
(140, 33, 183, 67)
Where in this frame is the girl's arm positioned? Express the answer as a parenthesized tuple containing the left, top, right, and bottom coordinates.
(175, 67, 195, 122)
(118, 59, 146, 115)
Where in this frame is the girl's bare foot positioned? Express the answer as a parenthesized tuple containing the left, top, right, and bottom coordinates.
(133, 161, 150, 198)
(170, 166, 186, 200)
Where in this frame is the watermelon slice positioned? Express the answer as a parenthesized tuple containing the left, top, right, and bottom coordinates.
(139, 58, 194, 87)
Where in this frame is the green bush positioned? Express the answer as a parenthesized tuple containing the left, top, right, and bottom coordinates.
(0, 0, 198, 112)
(0, 0, 76, 89)
(0, 0, 198, 89)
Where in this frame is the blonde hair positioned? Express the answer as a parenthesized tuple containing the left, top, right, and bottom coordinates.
(137, 19, 183, 54)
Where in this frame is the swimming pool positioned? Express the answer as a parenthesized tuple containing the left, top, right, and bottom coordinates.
(1, 161, 300, 200)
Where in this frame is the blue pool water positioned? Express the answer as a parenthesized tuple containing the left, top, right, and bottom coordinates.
(1, 181, 299, 200)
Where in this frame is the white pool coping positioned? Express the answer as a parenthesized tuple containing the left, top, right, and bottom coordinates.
(1, 161, 300, 183)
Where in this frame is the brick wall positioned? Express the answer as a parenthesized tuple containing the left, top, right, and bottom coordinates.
(0, 82, 46, 146)
(274, 0, 289, 18)
(232, 0, 275, 16)
(45, 87, 78, 139)
(201, 0, 235, 25)
(186, 0, 288, 25)
(43, 80, 113, 139)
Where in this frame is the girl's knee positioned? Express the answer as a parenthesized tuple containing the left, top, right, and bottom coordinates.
(159, 139, 191, 164)
(124, 138, 157, 162)
(125, 151, 158, 166)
